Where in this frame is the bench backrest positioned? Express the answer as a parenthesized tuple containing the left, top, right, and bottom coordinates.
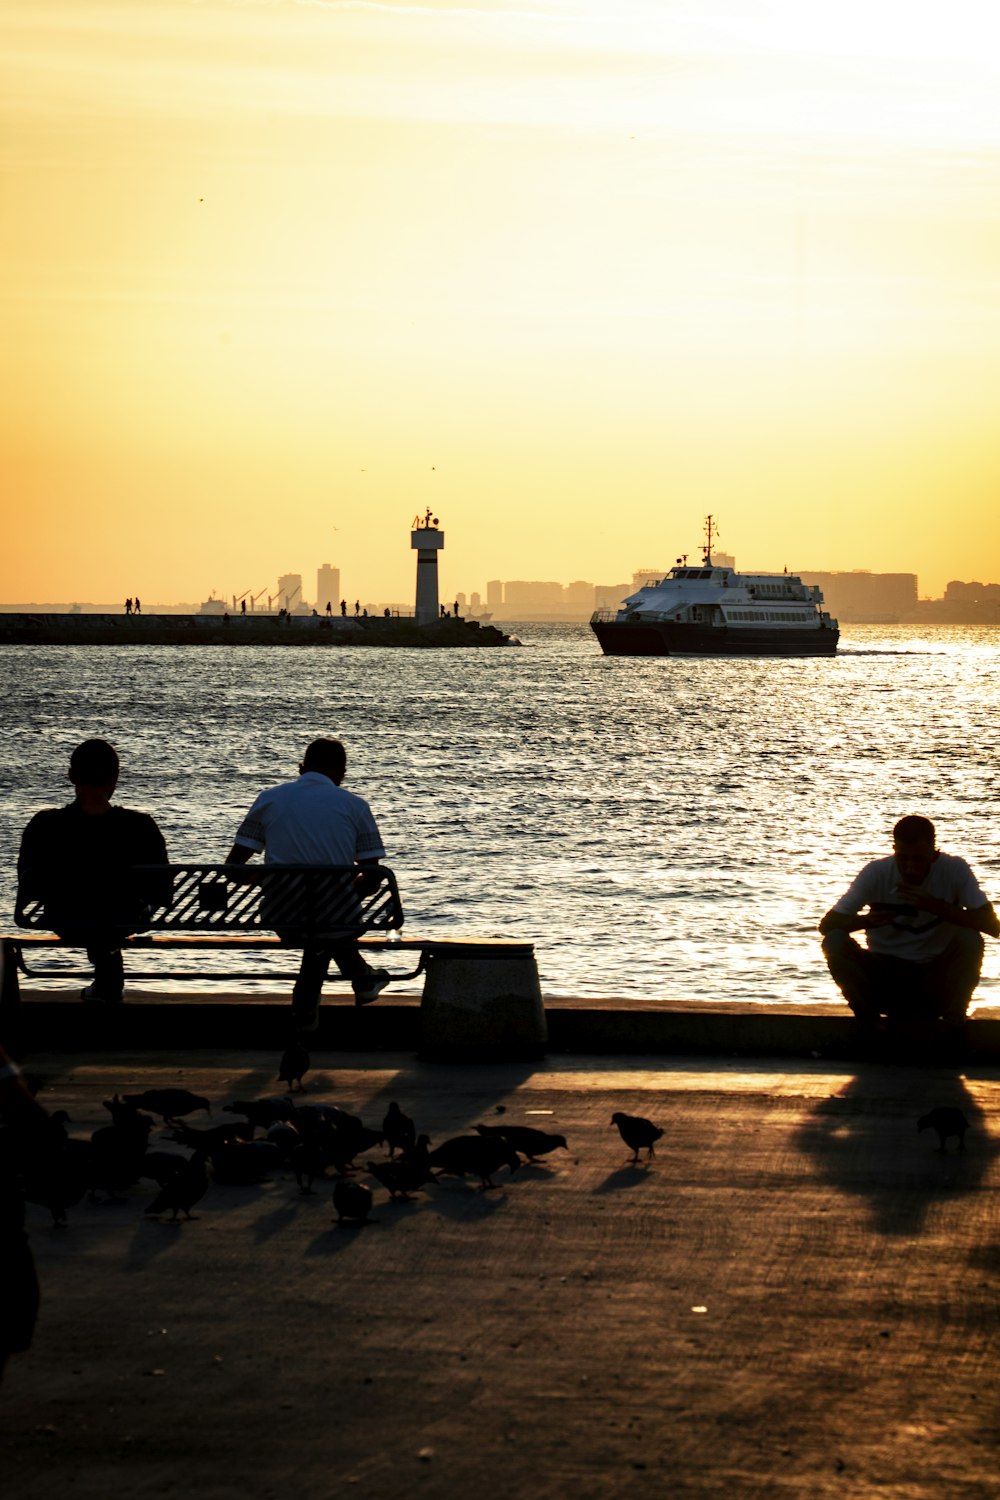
(15, 863, 404, 938)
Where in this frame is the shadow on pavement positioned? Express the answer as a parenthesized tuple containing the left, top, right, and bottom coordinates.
(792, 1063, 996, 1236)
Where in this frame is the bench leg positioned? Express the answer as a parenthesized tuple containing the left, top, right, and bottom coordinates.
(1, 939, 23, 1056)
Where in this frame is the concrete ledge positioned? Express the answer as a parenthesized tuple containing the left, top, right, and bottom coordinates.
(8, 993, 1000, 1063)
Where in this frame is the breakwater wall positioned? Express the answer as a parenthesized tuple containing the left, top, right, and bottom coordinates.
(0, 613, 513, 648)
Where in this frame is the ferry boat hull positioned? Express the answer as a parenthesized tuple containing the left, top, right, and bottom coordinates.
(592, 618, 840, 657)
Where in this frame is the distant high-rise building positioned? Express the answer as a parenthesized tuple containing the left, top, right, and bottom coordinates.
(504, 581, 565, 613)
(594, 583, 631, 610)
(711, 551, 736, 569)
(797, 570, 917, 621)
(470, 591, 482, 614)
(316, 563, 340, 612)
(632, 569, 670, 591)
(278, 572, 303, 610)
(486, 579, 503, 612)
(565, 580, 594, 610)
(455, 592, 467, 610)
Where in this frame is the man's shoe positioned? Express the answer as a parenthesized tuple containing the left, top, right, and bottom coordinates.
(291, 999, 320, 1034)
(353, 969, 391, 1007)
(81, 985, 123, 1006)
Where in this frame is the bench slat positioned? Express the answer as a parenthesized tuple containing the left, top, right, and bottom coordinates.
(15, 863, 404, 936)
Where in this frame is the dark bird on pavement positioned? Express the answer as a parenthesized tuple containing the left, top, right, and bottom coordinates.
(2, 1113, 90, 1226)
(315, 1109, 383, 1166)
(333, 1177, 373, 1224)
(918, 1106, 971, 1152)
(145, 1152, 209, 1220)
(166, 1120, 253, 1152)
(209, 1139, 282, 1185)
(383, 1101, 416, 1157)
(223, 1097, 296, 1130)
(278, 1043, 310, 1093)
(290, 1137, 332, 1194)
(475, 1123, 568, 1162)
(266, 1121, 301, 1160)
(122, 1089, 211, 1121)
(611, 1111, 663, 1164)
(139, 1150, 191, 1187)
(428, 1134, 520, 1189)
(103, 1094, 155, 1131)
(89, 1106, 155, 1199)
(366, 1143, 434, 1201)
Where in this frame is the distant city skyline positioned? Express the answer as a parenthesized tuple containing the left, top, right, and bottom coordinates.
(7, 561, 1000, 624)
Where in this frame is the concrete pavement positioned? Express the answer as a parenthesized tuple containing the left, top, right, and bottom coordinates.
(3, 1048, 999, 1498)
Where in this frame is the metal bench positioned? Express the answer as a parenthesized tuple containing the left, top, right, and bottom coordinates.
(3, 863, 404, 995)
(2, 862, 546, 1059)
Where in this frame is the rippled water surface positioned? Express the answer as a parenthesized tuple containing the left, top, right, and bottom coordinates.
(2, 625, 999, 1004)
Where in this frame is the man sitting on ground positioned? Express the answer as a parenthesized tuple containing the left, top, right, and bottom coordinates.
(819, 815, 998, 1027)
(16, 739, 170, 1004)
(224, 738, 391, 1031)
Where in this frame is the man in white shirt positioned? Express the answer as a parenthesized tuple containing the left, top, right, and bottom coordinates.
(225, 738, 391, 1030)
(819, 815, 998, 1024)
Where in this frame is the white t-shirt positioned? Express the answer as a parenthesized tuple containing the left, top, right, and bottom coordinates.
(233, 772, 385, 865)
(832, 852, 988, 962)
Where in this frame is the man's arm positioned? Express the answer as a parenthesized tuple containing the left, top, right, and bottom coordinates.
(224, 844, 254, 866)
(819, 907, 892, 936)
(15, 813, 53, 907)
(894, 885, 1000, 937)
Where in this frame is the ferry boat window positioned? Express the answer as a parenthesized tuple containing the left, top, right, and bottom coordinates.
(699, 570, 711, 579)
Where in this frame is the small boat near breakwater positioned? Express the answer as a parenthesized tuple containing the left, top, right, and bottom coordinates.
(591, 516, 839, 657)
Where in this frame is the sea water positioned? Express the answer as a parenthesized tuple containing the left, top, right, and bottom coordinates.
(1, 624, 998, 1004)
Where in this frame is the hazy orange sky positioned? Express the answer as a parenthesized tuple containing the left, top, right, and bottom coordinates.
(3, 1, 1000, 603)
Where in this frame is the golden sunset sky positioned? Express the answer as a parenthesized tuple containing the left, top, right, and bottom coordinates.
(3, 0, 1000, 603)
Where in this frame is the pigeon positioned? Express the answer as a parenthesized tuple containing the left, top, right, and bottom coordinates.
(103, 1094, 155, 1131)
(315, 1109, 383, 1166)
(427, 1134, 520, 1189)
(475, 1123, 568, 1162)
(611, 1111, 663, 1164)
(382, 1101, 416, 1157)
(209, 1139, 282, 1185)
(166, 1120, 253, 1153)
(266, 1121, 301, 1160)
(289, 1123, 354, 1192)
(139, 1150, 191, 1187)
(366, 1144, 433, 1201)
(333, 1177, 373, 1225)
(2, 1114, 90, 1226)
(89, 1109, 154, 1198)
(917, 1106, 970, 1152)
(278, 1043, 310, 1093)
(223, 1097, 296, 1130)
(122, 1089, 211, 1121)
(145, 1153, 209, 1220)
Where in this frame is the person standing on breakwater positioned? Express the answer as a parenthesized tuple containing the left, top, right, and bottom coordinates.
(16, 740, 171, 1005)
(819, 815, 999, 1027)
(124, 597, 132, 615)
(223, 738, 391, 1032)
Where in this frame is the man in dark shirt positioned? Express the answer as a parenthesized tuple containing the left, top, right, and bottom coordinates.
(16, 739, 169, 1004)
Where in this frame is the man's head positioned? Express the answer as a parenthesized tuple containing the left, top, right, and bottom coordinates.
(892, 814, 937, 884)
(300, 738, 347, 784)
(68, 738, 119, 792)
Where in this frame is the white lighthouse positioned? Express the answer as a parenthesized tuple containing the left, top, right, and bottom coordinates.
(411, 508, 444, 624)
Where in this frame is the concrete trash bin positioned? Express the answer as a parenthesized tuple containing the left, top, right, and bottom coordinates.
(419, 941, 547, 1061)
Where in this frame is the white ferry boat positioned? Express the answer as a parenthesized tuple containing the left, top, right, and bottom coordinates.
(591, 517, 839, 657)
